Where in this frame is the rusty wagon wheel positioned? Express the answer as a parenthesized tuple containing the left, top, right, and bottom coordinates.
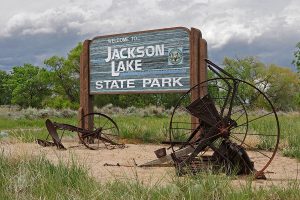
(169, 77, 280, 178)
(78, 113, 120, 150)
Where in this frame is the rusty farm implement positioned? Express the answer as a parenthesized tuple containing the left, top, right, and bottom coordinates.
(141, 59, 280, 179)
(37, 112, 124, 150)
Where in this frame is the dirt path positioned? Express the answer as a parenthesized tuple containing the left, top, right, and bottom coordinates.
(1, 141, 299, 187)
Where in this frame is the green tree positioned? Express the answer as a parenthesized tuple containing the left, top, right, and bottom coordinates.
(44, 43, 82, 107)
(292, 42, 300, 108)
(223, 56, 266, 82)
(66, 42, 82, 74)
(0, 70, 12, 105)
(265, 65, 300, 111)
(8, 64, 52, 108)
(292, 42, 300, 73)
(223, 57, 268, 107)
(44, 43, 82, 108)
(44, 56, 78, 102)
(222, 57, 300, 111)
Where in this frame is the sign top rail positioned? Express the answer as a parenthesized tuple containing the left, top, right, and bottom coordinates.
(91, 27, 192, 41)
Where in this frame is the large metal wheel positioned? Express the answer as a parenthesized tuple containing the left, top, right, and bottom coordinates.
(78, 113, 120, 150)
(169, 77, 280, 178)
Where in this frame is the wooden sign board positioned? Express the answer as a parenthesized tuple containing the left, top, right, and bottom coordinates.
(79, 27, 207, 129)
(89, 28, 190, 94)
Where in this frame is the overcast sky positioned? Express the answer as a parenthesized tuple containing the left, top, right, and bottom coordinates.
(0, 0, 299, 71)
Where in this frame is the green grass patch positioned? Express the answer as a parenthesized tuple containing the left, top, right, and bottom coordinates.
(0, 154, 102, 199)
(1, 113, 300, 160)
(250, 114, 300, 159)
(0, 117, 81, 143)
(0, 117, 76, 130)
(116, 116, 169, 143)
(0, 154, 299, 199)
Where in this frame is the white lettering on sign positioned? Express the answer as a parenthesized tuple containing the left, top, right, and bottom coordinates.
(95, 79, 137, 90)
(143, 78, 183, 88)
(108, 37, 129, 44)
(95, 77, 184, 90)
(111, 60, 142, 77)
(105, 44, 165, 77)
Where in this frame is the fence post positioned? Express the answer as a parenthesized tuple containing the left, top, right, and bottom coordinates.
(79, 40, 93, 130)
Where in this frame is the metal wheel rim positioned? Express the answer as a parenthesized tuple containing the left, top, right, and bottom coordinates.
(169, 77, 280, 177)
(78, 112, 120, 150)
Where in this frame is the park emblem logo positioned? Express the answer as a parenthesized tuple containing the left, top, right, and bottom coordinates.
(168, 47, 183, 65)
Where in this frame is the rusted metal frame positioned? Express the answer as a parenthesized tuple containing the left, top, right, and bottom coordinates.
(52, 121, 120, 144)
(180, 124, 202, 148)
(44, 118, 121, 149)
(36, 139, 56, 147)
(208, 143, 233, 166)
(139, 146, 195, 167)
(52, 122, 93, 135)
(205, 59, 238, 118)
(169, 60, 280, 178)
(205, 59, 233, 78)
(177, 127, 220, 168)
(205, 59, 232, 117)
(45, 119, 66, 150)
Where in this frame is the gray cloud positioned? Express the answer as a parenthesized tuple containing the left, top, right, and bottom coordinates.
(0, 32, 84, 71)
(0, 0, 299, 71)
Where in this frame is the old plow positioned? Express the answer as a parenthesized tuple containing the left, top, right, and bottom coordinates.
(141, 59, 280, 179)
(37, 112, 124, 150)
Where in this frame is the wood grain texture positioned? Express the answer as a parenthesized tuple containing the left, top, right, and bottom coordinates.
(89, 28, 190, 94)
(190, 28, 202, 129)
(199, 38, 208, 97)
(77, 107, 83, 128)
(190, 28, 201, 99)
(79, 40, 93, 130)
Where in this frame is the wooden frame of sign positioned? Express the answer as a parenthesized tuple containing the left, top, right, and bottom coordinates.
(78, 27, 207, 130)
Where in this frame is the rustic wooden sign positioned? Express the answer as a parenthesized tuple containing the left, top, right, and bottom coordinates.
(79, 27, 207, 129)
(89, 28, 190, 94)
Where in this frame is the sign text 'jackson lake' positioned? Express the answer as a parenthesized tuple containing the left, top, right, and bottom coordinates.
(89, 27, 190, 94)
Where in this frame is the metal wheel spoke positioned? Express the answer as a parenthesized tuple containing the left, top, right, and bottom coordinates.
(231, 112, 273, 130)
(230, 134, 271, 159)
(231, 132, 277, 137)
(173, 121, 200, 125)
(169, 75, 279, 178)
(97, 135, 100, 147)
(171, 127, 195, 131)
(81, 132, 95, 138)
(101, 132, 117, 137)
(177, 106, 190, 113)
(78, 113, 121, 150)
(101, 119, 110, 129)
(102, 127, 117, 131)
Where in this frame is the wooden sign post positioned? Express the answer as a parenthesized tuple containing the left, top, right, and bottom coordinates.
(78, 27, 207, 129)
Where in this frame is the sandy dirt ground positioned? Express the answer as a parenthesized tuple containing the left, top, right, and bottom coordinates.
(1, 141, 299, 187)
